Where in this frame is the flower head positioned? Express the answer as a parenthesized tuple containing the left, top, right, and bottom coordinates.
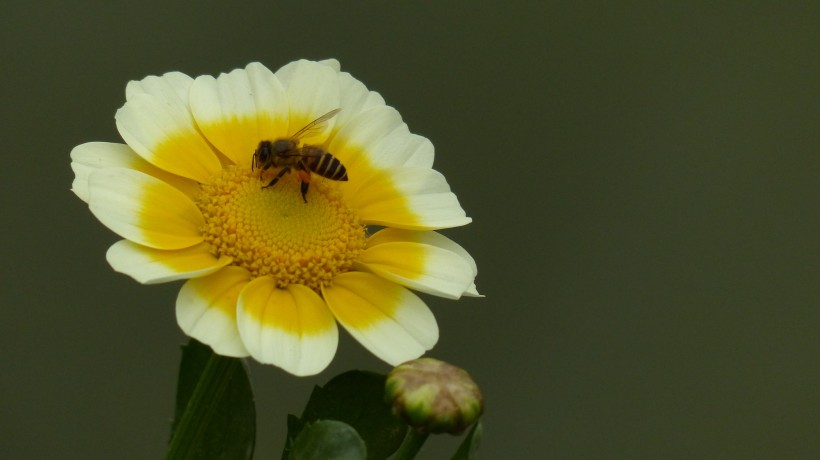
(71, 60, 479, 376)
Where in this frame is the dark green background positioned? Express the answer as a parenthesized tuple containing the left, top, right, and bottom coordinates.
(2, 2, 818, 458)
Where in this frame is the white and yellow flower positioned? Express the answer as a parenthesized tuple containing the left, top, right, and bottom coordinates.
(71, 60, 479, 376)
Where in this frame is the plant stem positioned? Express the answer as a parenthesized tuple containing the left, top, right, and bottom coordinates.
(165, 351, 239, 460)
(393, 429, 430, 460)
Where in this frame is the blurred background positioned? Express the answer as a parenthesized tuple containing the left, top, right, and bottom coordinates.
(2, 2, 819, 458)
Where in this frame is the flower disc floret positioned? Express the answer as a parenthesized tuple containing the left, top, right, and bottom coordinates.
(196, 165, 366, 291)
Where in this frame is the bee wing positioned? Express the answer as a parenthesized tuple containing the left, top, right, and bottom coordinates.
(290, 108, 342, 140)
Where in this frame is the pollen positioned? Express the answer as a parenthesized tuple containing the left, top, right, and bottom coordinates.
(195, 165, 366, 291)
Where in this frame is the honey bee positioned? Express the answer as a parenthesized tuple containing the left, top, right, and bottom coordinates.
(252, 108, 348, 202)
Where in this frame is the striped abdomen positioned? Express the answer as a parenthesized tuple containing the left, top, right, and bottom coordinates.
(303, 149, 348, 182)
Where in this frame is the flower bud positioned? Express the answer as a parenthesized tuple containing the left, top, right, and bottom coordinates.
(385, 358, 483, 434)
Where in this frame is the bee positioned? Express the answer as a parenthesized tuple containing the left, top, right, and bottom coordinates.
(252, 108, 348, 202)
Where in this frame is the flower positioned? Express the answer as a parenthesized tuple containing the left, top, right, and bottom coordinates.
(70, 60, 479, 376)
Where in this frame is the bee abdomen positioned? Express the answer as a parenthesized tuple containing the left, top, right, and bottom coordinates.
(311, 153, 348, 181)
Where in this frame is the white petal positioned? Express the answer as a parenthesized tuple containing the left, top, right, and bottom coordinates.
(88, 167, 204, 249)
(116, 74, 221, 183)
(420, 231, 483, 297)
(371, 126, 435, 169)
(463, 283, 483, 297)
(334, 71, 387, 129)
(357, 229, 477, 299)
(329, 105, 404, 170)
(71, 142, 138, 203)
(126, 71, 194, 102)
(331, 110, 435, 173)
(351, 167, 472, 230)
(176, 267, 251, 358)
(189, 62, 289, 167)
(106, 240, 232, 284)
(317, 59, 341, 72)
(332, 70, 431, 168)
(323, 272, 438, 366)
(275, 60, 341, 137)
(70, 142, 200, 203)
(237, 278, 338, 376)
(368, 228, 481, 296)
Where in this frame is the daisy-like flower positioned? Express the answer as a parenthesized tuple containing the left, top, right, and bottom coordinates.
(71, 60, 479, 376)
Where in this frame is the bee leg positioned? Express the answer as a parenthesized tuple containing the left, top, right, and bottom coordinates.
(295, 169, 311, 203)
(300, 181, 309, 203)
(264, 167, 290, 188)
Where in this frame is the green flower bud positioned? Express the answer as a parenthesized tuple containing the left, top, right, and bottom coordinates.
(385, 357, 483, 434)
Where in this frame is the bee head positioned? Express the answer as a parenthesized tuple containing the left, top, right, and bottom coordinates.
(253, 140, 272, 170)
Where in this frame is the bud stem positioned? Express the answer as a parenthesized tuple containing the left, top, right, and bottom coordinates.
(393, 429, 430, 460)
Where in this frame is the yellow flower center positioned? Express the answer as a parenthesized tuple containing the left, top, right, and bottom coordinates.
(195, 165, 366, 291)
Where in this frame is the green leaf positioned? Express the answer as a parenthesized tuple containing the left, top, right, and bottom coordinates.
(289, 420, 367, 460)
(166, 339, 255, 460)
(283, 371, 406, 460)
(450, 420, 483, 460)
